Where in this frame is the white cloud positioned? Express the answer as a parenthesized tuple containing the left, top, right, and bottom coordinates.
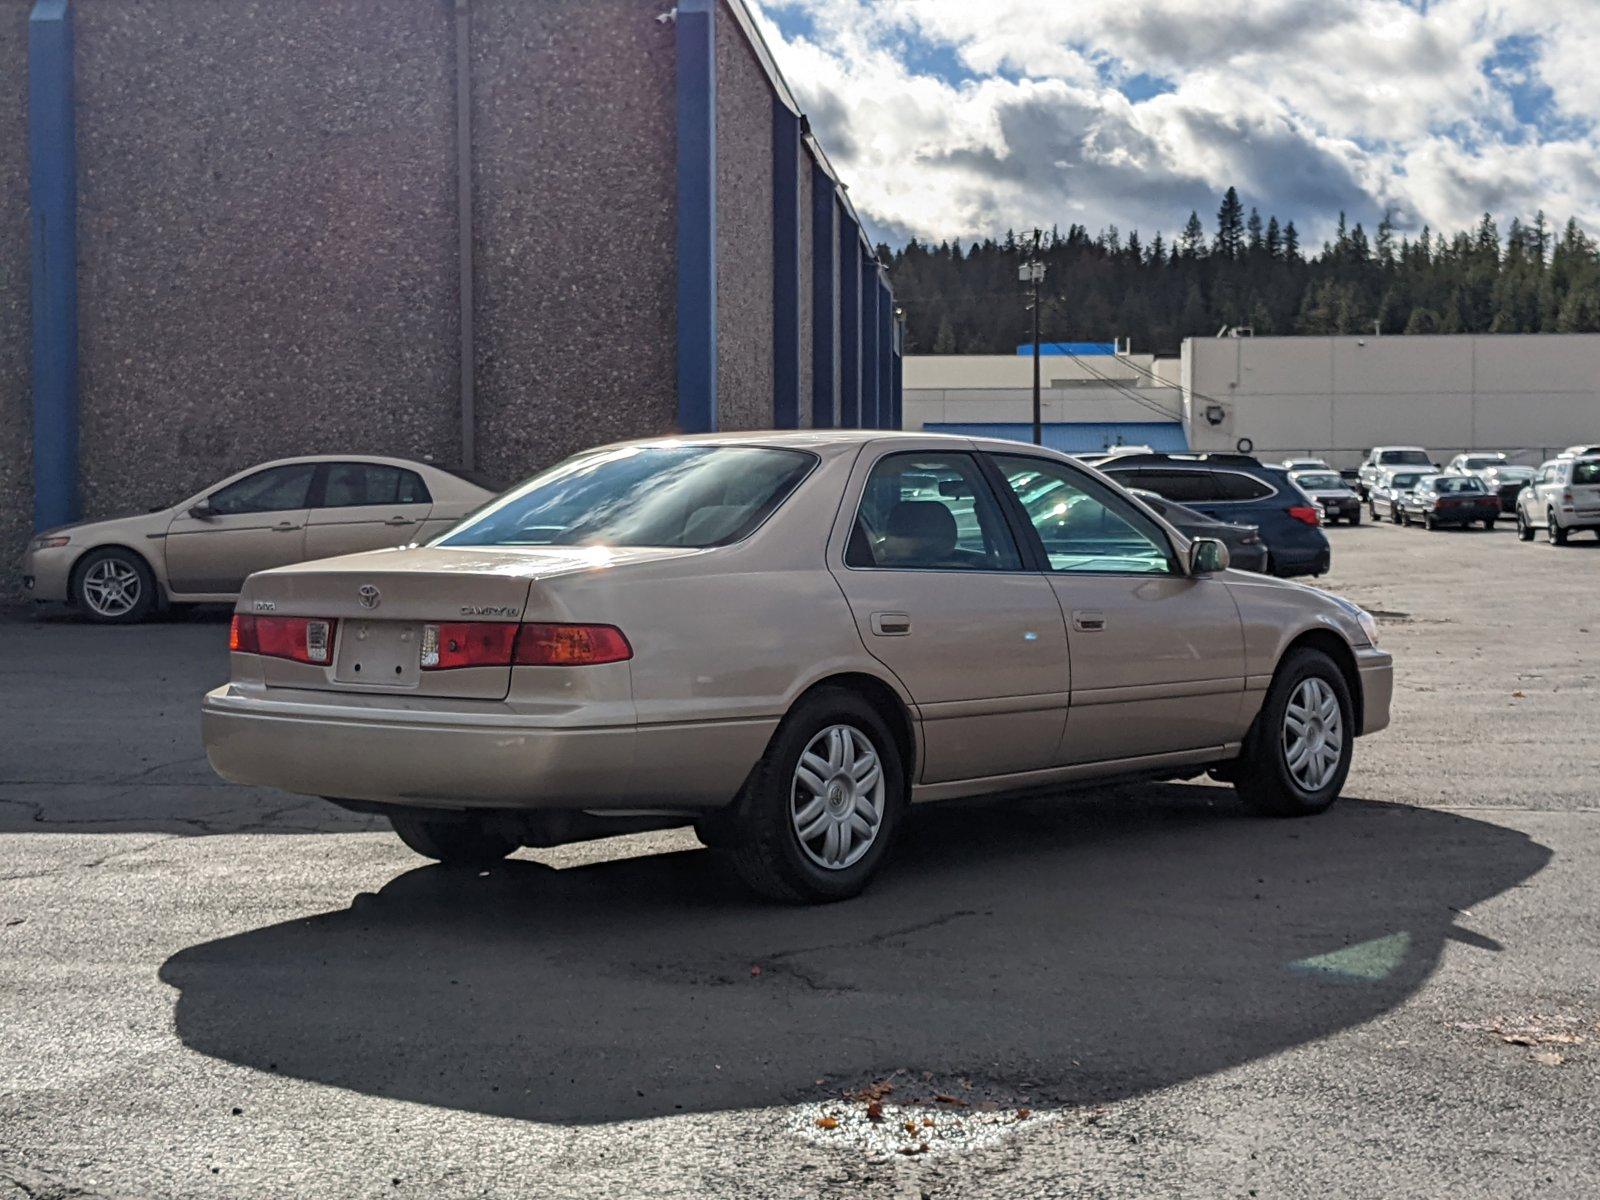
(751, 0, 1600, 246)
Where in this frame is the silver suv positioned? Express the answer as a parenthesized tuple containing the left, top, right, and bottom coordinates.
(1516, 457, 1600, 544)
(1357, 447, 1434, 498)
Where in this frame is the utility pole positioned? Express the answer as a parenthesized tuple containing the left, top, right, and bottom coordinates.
(1020, 229, 1045, 445)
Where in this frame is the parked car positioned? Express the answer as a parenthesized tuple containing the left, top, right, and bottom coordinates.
(1557, 444, 1600, 459)
(1516, 456, 1600, 544)
(1126, 488, 1270, 573)
(1357, 446, 1435, 498)
(1280, 457, 1332, 473)
(1367, 469, 1429, 523)
(1395, 474, 1499, 530)
(201, 432, 1392, 903)
(1087, 452, 1331, 578)
(1289, 470, 1362, 525)
(1444, 453, 1536, 512)
(21, 456, 494, 623)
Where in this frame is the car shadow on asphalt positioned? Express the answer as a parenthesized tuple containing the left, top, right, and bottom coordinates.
(159, 787, 1549, 1124)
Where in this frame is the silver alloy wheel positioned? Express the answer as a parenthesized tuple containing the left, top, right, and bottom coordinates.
(790, 723, 885, 871)
(80, 557, 142, 618)
(1282, 677, 1343, 793)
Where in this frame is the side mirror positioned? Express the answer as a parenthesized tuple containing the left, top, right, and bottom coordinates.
(187, 501, 215, 521)
(1188, 537, 1229, 575)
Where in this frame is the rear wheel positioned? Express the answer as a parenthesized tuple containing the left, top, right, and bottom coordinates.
(721, 687, 905, 903)
(1483, 518, 1496, 531)
(1233, 649, 1353, 817)
(1423, 513, 1436, 530)
(1349, 510, 1362, 526)
(73, 548, 157, 624)
(390, 813, 519, 867)
(1517, 509, 1534, 541)
(1548, 511, 1569, 545)
(1392, 507, 1403, 525)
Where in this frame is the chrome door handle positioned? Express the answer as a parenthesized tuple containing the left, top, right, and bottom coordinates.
(870, 611, 911, 636)
(1071, 609, 1106, 632)
(272, 521, 299, 532)
(385, 516, 416, 526)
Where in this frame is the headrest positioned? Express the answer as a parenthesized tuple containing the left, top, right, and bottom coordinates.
(884, 500, 958, 558)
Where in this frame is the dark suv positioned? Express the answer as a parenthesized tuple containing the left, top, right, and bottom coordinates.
(1088, 452, 1331, 578)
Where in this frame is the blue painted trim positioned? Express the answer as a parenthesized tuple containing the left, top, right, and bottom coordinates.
(837, 211, 859, 427)
(674, 0, 716, 434)
(859, 260, 879, 428)
(771, 102, 801, 429)
(808, 160, 836, 428)
(877, 279, 893, 432)
(28, 0, 79, 531)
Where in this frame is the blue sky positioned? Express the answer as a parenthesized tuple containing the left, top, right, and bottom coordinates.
(751, 0, 1600, 248)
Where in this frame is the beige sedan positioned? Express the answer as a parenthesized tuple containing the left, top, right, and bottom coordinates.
(202, 432, 1393, 903)
(21, 456, 493, 623)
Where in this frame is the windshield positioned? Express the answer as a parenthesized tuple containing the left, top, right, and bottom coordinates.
(1462, 456, 1502, 469)
(1433, 476, 1485, 493)
(1389, 473, 1424, 489)
(1295, 473, 1342, 489)
(1378, 450, 1431, 466)
(438, 445, 815, 549)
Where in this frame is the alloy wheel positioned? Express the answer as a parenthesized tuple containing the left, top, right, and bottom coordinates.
(790, 724, 885, 870)
(1282, 677, 1343, 792)
(81, 558, 143, 618)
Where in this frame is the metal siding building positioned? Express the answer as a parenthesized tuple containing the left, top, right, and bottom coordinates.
(923, 421, 1189, 454)
(3, 0, 899, 589)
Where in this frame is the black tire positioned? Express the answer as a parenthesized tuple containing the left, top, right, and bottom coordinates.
(390, 813, 519, 867)
(71, 547, 158, 624)
(1548, 511, 1568, 545)
(1233, 648, 1354, 817)
(1368, 502, 1378, 521)
(1517, 509, 1535, 541)
(1392, 507, 1403, 525)
(721, 686, 907, 904)
(1483, 518, 1496, 531)
(1423, 514, 1436, 530)
(1349, 510, 1362, 526)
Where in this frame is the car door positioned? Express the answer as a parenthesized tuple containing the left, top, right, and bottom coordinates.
(830, 448, 1070, 785)
(164, 462, 316, 595)
(987, 452, 1247, 764)
(303, 462, 435, 560)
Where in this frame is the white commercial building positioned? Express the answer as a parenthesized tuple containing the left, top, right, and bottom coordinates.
(904, 333, 1600, 468)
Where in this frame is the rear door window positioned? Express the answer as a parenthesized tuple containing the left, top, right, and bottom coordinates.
(1574, 463, 1600, 486)
(846, 453, 1022, 571)
(321, 463, 432, 507)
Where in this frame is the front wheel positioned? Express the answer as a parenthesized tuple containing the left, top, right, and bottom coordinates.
(1517, 509, 1534, 541)
(1349, 510, 1362, 526)
(1233, 649, 1354, 817)
(390, 813, 519, 867)
(73, 548, 158, 624)
(1483, 518, 1496, 531)
(721, 687, 906, 903)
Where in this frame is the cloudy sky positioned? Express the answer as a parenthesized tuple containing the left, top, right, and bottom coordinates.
(749, 0, 1600, 250)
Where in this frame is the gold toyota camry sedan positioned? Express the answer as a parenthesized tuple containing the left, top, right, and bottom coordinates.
(202, 432, 1393, 903)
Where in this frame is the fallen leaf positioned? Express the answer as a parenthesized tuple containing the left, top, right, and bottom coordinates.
(865, 1101, 884, 1123)
(898, 1144, 928, 1157)
(903, 1121, 919, 1135)
(933, 1094, 969, 1107)
(1512, 690, 1526, 699)
(749, 965, 762, 977)
(1016, 1108, 1033, 1120)
(815, 1116, 839, 1130)
(922, 1116, 935, 1128)
(1532, 1051, 1564, 1066)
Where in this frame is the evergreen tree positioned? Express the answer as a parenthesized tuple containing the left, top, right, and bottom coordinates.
(1215, 187, 1245, 258)
(1180, 211, 1207, 258)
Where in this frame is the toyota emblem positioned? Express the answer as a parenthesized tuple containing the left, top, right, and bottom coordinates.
(358, 584, 381, 610)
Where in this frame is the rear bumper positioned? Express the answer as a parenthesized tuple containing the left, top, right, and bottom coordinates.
(1271, 547, 1331, 578)
(201, 685, 773, 811)
(1356, 647, 1393, 736)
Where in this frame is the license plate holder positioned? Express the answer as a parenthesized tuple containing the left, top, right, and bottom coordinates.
(335, 620, 422, 687)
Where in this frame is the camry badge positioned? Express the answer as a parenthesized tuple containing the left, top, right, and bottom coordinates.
(358, 584, 381, 610)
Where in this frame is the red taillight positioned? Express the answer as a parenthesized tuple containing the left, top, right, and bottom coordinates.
(230, 613, 258, 653)
(231, 614, 335, 664)
(415, 622, 632, 670)
(1288, 505, 1320, 527)
(420, 622, 519, 670)
(514, 623, 632, 666)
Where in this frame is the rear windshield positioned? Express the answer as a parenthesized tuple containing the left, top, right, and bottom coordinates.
(1575, 463, 1600, 486)
(1389, 473, 1424, 488)
(1434, 476, 1485, 493)
(1378, 450, 1431, 465)
(1462, 457, 1503, 469)
(438, 445, 814, 548)
(1295, 473, 1342, 489)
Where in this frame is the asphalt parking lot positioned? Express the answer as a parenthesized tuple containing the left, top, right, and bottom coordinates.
(3, 521, 1598, 1199)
